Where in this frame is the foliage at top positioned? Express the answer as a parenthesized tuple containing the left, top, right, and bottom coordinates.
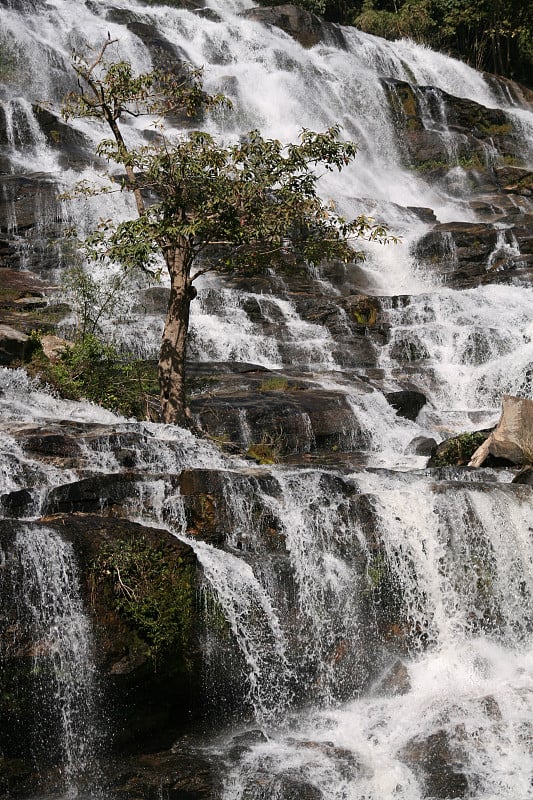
(62, 39, 393, 423)
(356, 0, 532, 80)
(63, 40, 390, 281)
(290, 0, 533, 86)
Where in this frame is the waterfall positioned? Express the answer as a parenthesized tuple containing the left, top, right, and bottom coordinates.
(1, 0, 533, 797)
(4, 525, 101, 797)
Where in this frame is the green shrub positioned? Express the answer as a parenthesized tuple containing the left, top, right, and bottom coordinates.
(29, 334, 159, 419)
(93, 536, 195, 672)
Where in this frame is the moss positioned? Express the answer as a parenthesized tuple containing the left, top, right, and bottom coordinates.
(91, 536, 195, 673)
(246, 431, 286, 464)
(352, 307, 377, 326)
(480, 122, 513, 137)
(27, 334, 159, 419)
(416, 155, 486, 173)
(428, 431, 490, 467)
(259, 376, 291, 392)
(366, 552, 386, 590)
(415, 159, 449, 173)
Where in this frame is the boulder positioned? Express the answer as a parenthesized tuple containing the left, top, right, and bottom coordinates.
(512, 466, 533, 485)
(469, 395, 533, 467)
(411, 220, 533, 288)
(385, 389, 427, 420)
(109, 741, 224, 800)
(373, 658, 411, 696)
(0, 514, 202, 771)
(240, 4, 345, 49)
(400, 729, 468, 798)
(428, 430, 492, 468)
(408, 436, 437, 456)
(0, 324, 30, 364)
(40, 334, 70, 363)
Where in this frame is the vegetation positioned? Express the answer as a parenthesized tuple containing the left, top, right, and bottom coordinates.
(428, 430, 490, 467)
(297, 0, 533, 87)
(29, 334, 159, 419)
(246, 431, 287, 464)
(92, 536, 195, 671)
(62, 39, 391, 425)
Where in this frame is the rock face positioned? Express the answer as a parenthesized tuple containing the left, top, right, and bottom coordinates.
(240, 3, 345, 49)
(0, 514, 202, 766)
(0, 324, 30, 364)
(469, 395, 533, 466)
(400, 729, 469, 798)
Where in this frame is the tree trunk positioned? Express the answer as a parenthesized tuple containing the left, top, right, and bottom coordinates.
(159, 244, 194, 425)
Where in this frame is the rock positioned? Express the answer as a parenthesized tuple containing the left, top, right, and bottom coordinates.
(110, 740, 224, 800)
(400, 729, 469, 798)
(512, 466, 533, 485)
(0, 488, 33, 517)
(240, 4, 345, 49)
(0, 513, 202, 771)
(407, 206, 438, 223)
(469, 395, 533, 467)
(428, 430, 492, 467)
(191, 376, 370, 456)
(0, 324, 30, 364)
(408, 436, 437, 456)
(40, 334, 70, 363)
(13, 295, 47, 310)
(385, 389, 427, 420)
(33, 105, 92, 168)
(228, 729, 269, 761)
(373, 658, 411, 696)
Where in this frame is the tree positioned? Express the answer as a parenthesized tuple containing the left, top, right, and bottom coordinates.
(63, 40, 390, 424)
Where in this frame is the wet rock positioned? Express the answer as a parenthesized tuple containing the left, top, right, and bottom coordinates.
(408, 435, 437, 456)
(228, 729, 269, 761)
(0, 488, 33, 517)
(512, 466, 533, 485)
(400, 729, 469, 798)
(0, 324, 30, 364)
(190, 373, 370, 456)
(44, 473, 147, 514)
(110, 741, 224, 800)
(241, 4, 345, 49)
(0, 513, 203, 771)
(33, 105, 92, 168)
(428, 430, 492, 467)
(385, 389, 427, 420)
(469, 395, 533, 467)
(179, 467, 283, 549)
(0, 174, 61, 236)
(373, 658, 411, 696)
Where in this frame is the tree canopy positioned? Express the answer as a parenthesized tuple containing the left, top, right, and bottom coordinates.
(63, 41, 391, 424)
(291, 0, 533, 86)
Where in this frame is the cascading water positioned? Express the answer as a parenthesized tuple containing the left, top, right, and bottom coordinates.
(1, 0, 533, 797)
(2, 525, 101, 797)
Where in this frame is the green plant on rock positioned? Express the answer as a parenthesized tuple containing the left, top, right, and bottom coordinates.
(94, 536, 196, 671)
(29, 334, 159, 419)
(259, 376, 291, 392)
(247, 431, 287, 464)
(429, 431, 490, 467)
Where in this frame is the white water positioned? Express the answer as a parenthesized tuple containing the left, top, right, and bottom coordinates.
(13, 524, 101, 796)
(1, 0, 533, 798)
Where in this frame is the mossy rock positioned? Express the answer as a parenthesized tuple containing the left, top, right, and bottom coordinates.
(428, 430, 491, 467)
